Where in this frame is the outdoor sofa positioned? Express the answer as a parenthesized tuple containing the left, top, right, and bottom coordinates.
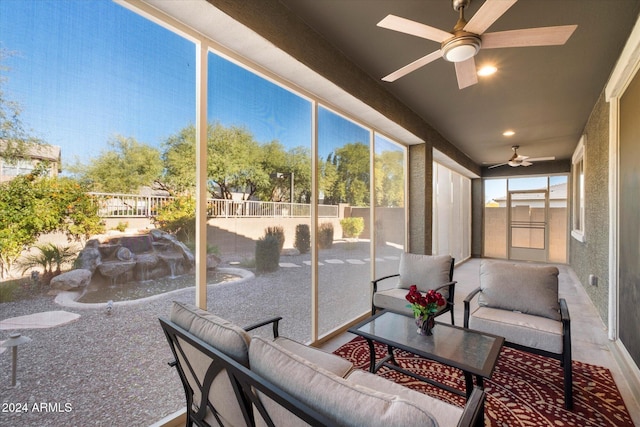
(160, 301, 485, 426)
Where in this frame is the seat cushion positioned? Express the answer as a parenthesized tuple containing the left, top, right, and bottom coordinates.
(249, 337, 439, 427)
(479, 261, 561, 321)
(374, 288, 449, 317)
(469, 306, 564, 354)
(397, 253, 452, 297)
(273, 336, 353, 378)
(346, 369, 463, 427)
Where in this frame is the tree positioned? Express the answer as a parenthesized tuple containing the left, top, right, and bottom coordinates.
(322, 142, 370, 206)
(0, 48, 44, 161)
(0, 168, 104, 279)
(375, 150, 404, 207)
(68, 135, 163, 193)
(162, 122, 312, 201)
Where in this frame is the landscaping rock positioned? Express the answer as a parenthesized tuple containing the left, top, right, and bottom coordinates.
(50, 269, 93, 291)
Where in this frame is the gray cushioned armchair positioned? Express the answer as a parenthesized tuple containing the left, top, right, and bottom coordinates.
(372, 253, 456, 324)
(463, 260, 573, 410)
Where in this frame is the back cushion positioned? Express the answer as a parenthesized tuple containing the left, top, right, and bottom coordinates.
(249, 337, 438, 427)
(397, 253, 452, 294)
(169, 301, 252, 427)
(478, 261, 561, 320)
(170, 301, 251, 365)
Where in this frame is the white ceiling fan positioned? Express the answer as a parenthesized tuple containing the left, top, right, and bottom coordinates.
(378, 0, 577, 89)
(486, 145, 555, 169)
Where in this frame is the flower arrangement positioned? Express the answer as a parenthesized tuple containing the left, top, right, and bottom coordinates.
(405, 285, 446, 317)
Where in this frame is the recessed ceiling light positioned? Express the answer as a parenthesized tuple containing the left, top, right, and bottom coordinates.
(503, 130, 515, 137)
(477, 65, 497, 77)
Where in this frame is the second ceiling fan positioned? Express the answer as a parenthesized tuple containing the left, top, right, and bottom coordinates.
(378, 0, 577, 89)
(486, 145, 555, 169)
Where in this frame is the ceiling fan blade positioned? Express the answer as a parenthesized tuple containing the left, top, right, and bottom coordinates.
(527, 156, 556, 162)
(464, 0, 518, 35)
(454, 57, 478, 89)
(487, 162, 508, 169)
(515, 154, 529, 161)
(482, 25, 577, 49)
(521, 161, 533, 167)
(377, 15, 452, 43)
(382, 50, 443, 82)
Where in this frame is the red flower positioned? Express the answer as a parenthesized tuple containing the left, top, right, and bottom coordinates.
(405, 286, 445, 316)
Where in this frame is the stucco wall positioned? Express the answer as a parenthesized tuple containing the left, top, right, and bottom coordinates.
(569, 91, 610, 325)
(408, 144, 432, 255)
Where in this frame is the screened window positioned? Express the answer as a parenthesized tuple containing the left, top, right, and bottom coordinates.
(571, 135, 586, 242)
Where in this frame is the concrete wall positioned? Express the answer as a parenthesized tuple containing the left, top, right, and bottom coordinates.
(569, 91, 610, 325)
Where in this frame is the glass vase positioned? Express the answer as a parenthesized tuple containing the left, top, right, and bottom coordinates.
(415, 313, 435, 336)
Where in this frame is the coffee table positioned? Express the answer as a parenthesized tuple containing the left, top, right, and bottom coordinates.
(348, 311, 504, 399)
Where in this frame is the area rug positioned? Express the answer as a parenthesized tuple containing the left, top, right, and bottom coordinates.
(333, 336, 633, 426)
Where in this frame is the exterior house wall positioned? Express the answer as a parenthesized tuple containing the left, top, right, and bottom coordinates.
(569, 91, 610, 325)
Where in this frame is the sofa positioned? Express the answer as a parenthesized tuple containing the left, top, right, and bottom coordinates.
(161, 301, 485, 426)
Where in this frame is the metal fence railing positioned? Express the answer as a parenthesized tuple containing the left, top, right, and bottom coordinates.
(89, 192, 339, 219)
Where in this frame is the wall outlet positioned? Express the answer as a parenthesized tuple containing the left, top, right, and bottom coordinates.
(588, 274, 598, 287)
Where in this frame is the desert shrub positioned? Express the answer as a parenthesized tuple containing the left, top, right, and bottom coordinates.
(264, 226, 285, 252)
(294, 224, 310, 254)
(0, 280, 22, 303)
(153, 196, 195, 243)
(318, 222, 334, 249)
(340, 217, 365, 239)
(255, 235, 280, 273)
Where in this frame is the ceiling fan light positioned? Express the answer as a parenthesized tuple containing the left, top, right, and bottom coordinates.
(441, 35, 481, 62)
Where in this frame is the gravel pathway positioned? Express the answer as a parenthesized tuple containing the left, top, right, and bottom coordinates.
(0, 243, 401, 426)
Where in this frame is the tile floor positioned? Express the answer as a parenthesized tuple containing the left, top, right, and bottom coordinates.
(320, 258, 640, 425)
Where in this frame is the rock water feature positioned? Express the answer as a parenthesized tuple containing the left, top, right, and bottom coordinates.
(49, 229, 196, 296)
(79, 230, 195, 285)
(52, 230, 248, 305)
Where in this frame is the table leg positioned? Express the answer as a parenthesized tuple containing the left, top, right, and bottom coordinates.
(386, 344, 398, 366)
(365, 338, 376, 373)
(464, 372, 474, 399)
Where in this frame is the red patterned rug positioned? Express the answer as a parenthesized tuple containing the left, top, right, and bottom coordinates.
(333, 336, 633, 426)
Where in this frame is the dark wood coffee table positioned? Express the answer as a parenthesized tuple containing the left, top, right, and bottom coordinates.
(348, 311, 504, 399)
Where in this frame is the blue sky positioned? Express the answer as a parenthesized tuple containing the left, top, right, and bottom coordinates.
(0, 0, 372, 165)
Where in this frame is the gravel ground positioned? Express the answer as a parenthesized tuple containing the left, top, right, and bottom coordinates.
(0, 242, 401, 427)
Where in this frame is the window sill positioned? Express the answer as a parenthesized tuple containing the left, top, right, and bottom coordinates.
(571, 230, 586, 243)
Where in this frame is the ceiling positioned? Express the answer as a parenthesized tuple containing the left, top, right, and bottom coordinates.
(138, 0, 640, 170)
(275, 0, 640, 166)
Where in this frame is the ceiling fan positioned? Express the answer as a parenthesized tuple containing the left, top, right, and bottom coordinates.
(486, 145, 555, 169)
(378, 0, 577, 89)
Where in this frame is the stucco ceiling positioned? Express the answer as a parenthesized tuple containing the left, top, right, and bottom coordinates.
(138, 0, 640, 170)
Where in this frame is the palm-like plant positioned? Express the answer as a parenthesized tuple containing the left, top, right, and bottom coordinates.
(17, 243, 78, 282)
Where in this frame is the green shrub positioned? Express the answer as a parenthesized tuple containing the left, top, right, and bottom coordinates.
(318, 222, 334, 249)
(0, 280, 21, 303)
(255, 235, 280, 273)
(294, 224, 310, 254)
(153, 196, 196, 243)
(340, 217, 365, 239)
(115, 221, 128, 232)
(264, 226, 285, 252)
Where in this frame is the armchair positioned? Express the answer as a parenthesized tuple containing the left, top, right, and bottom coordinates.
(463, 261, 573, 410)
(371, 253, 456, 324)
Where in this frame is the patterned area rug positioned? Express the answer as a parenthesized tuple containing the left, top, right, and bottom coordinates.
(333, 336, 633, 426)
